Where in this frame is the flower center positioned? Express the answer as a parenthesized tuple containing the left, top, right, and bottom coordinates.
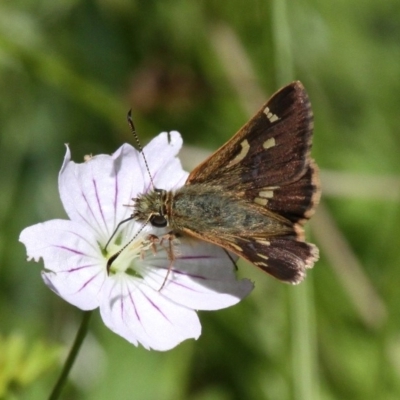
(106, 235, 155, 278)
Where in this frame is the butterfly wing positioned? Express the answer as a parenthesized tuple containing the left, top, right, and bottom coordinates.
(184, 81, 320, 283)
(180, 227, 319, 284)
(186, 81, 318, 217)
(176, 192, 319, 284)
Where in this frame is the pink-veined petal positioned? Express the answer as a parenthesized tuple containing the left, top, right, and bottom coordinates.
(59, 144, 140, 243)
(139, 131, 188, 192)
(19, 219, 105, 310)
(19, 133, 254, 351)
(100, 274, 201, 351)
(139, 238, 254, 310)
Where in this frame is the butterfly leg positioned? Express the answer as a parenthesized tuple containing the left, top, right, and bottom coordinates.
(158, 232, 177, 291)
(143, 232, 178, 291)
(143, 234, 160, 258)
(223, 249, 238, 270)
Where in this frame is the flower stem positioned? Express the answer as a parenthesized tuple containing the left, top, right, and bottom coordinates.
(48, 310, 93, 400)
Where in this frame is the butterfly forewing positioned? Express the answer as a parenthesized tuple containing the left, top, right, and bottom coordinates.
(247, 161, 320, 225)
(187, 82, 313, 188)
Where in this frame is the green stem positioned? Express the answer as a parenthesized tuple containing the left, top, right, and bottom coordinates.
(48, 310, 93, 400)
(289, 280, 317, 400)
(271, 0, 294, 86)
(271, 1, 318, 399)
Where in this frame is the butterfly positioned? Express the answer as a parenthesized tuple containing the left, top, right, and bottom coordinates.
(130, 81, 320, 284)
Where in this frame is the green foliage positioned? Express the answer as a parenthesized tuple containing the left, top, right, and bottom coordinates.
(1, 0, 400, 399)
(0, 334, 61, 399)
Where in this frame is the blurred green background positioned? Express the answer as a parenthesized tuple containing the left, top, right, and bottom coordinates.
(1, 0, 400, 399)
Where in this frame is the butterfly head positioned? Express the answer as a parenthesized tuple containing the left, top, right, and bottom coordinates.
(133, 188, 169, 228)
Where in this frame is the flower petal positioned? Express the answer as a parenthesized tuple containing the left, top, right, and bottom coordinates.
(58, 144, 141, 244)
(100, 274, 201, 351)
(19, 220, 106, 310)
(140, 131, 188, 192)
(140, 237, 254, 310)
(20, 134, 254, 351)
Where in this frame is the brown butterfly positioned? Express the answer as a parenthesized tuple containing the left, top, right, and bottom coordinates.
(126, 81, 320, 284)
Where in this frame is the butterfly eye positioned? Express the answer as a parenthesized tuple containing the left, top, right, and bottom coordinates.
(150, 214, 168, 227)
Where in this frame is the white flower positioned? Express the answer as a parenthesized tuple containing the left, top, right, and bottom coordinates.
(19, 131, 253, 351)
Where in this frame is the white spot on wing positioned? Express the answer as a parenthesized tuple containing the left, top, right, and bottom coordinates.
(259, 190, 274, 198)
(256, 239, 271, 246)
(263, 137, 276, 149)
(263, 107, 279, 123)
(227, 139, 250, 168)
(254, 197, 268, 206)
(254, 261, 268, 267)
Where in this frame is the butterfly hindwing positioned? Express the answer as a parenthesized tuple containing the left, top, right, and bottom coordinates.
(232, 236, 319, 283)
(181, 225, 319, 284)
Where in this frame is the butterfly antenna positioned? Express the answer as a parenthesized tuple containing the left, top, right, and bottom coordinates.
(127, 110, 155, 189)
(104, 215, 135, 251)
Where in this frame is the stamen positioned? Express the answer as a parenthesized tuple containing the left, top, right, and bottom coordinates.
(106, 222, 149, 274)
